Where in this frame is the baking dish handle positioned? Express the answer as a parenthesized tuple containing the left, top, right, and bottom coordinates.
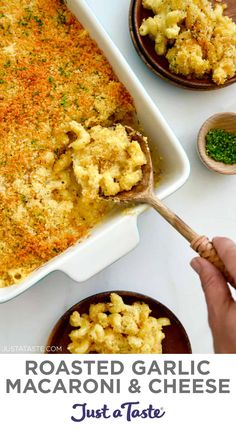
(57, 215, 140, 282)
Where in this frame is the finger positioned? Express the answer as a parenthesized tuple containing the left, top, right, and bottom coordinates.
(190, 257, 232, 321)
(213, 237, 236, 283)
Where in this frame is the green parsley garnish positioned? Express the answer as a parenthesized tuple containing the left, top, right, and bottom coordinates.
(20, 194, 27, 204)
(205, 128, 236, 165)
(48, 76, 56, 90)
(4, 60, 11, 68)
(57, 11, 67, 25)
(33, 16, 43, 27)
(58, 66, 70, 77)
(18, 20, 28, 26)
(60, 95, 67, 108)
(31, 139, 38, 146)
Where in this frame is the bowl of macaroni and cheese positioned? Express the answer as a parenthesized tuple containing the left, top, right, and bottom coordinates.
(46, 291, 192, 354)
(130, 0, 236, 89)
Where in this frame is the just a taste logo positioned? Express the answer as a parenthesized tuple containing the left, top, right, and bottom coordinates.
(71, 401, 165, 423)
(70, 377, 165, 422)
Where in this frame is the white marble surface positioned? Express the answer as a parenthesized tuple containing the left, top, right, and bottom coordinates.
(0, 0, 235, 354)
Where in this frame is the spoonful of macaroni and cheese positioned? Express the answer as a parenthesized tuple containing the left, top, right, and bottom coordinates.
(68, 121, 234, 287)
(70, 122, 147, 198)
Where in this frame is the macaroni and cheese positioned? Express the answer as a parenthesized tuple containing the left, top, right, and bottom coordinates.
(71, 123, 147, 198)
(68, 293, 170, 354)
(0, 0, 135, 287)
(140, 0, 236, 85)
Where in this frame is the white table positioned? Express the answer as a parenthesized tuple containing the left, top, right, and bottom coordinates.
(0, 0, 235, 354)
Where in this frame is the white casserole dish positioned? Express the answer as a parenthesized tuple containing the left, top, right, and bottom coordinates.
(0, 0, 190, 303)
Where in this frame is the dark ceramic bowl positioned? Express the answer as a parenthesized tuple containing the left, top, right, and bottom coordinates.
(46, 291, 192, 354)
(129, 0, 236, 90)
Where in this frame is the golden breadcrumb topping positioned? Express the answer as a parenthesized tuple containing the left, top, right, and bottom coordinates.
(140, 0, 236, 84)
(0, 0, 135, 287)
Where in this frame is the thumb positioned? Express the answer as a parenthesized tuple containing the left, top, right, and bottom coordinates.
(191, 257, 232, 323)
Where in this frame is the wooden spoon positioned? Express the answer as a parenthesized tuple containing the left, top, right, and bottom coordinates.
(107, 127, 235, 287)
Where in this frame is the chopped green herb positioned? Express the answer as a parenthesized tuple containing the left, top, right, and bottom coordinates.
(205, 128, 236, 165)
(33, 16, 43, 26)
(52, 247, 60, 253)
(58, 66, 70, 77)
(57, 11, 67, 25)
(31, 139, 38, 146)
(20, 194, 27, 204)
(48, 76, 56, 88)
(60, 95, 67, 108)
(18, 20, 28, 26)
(58, 66, 65, 76)
(54, 148, 61, 156)
(0, 79, 6, 84)
(4, 60, 11, 68)
(79, 83, 89, 92)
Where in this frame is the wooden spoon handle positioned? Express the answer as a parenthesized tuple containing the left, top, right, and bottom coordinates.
(146, 194, 235, 287)
(191, 236, 235, 287)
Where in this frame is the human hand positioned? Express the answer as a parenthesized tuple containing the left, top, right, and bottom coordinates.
(191, 237, 236, 353)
